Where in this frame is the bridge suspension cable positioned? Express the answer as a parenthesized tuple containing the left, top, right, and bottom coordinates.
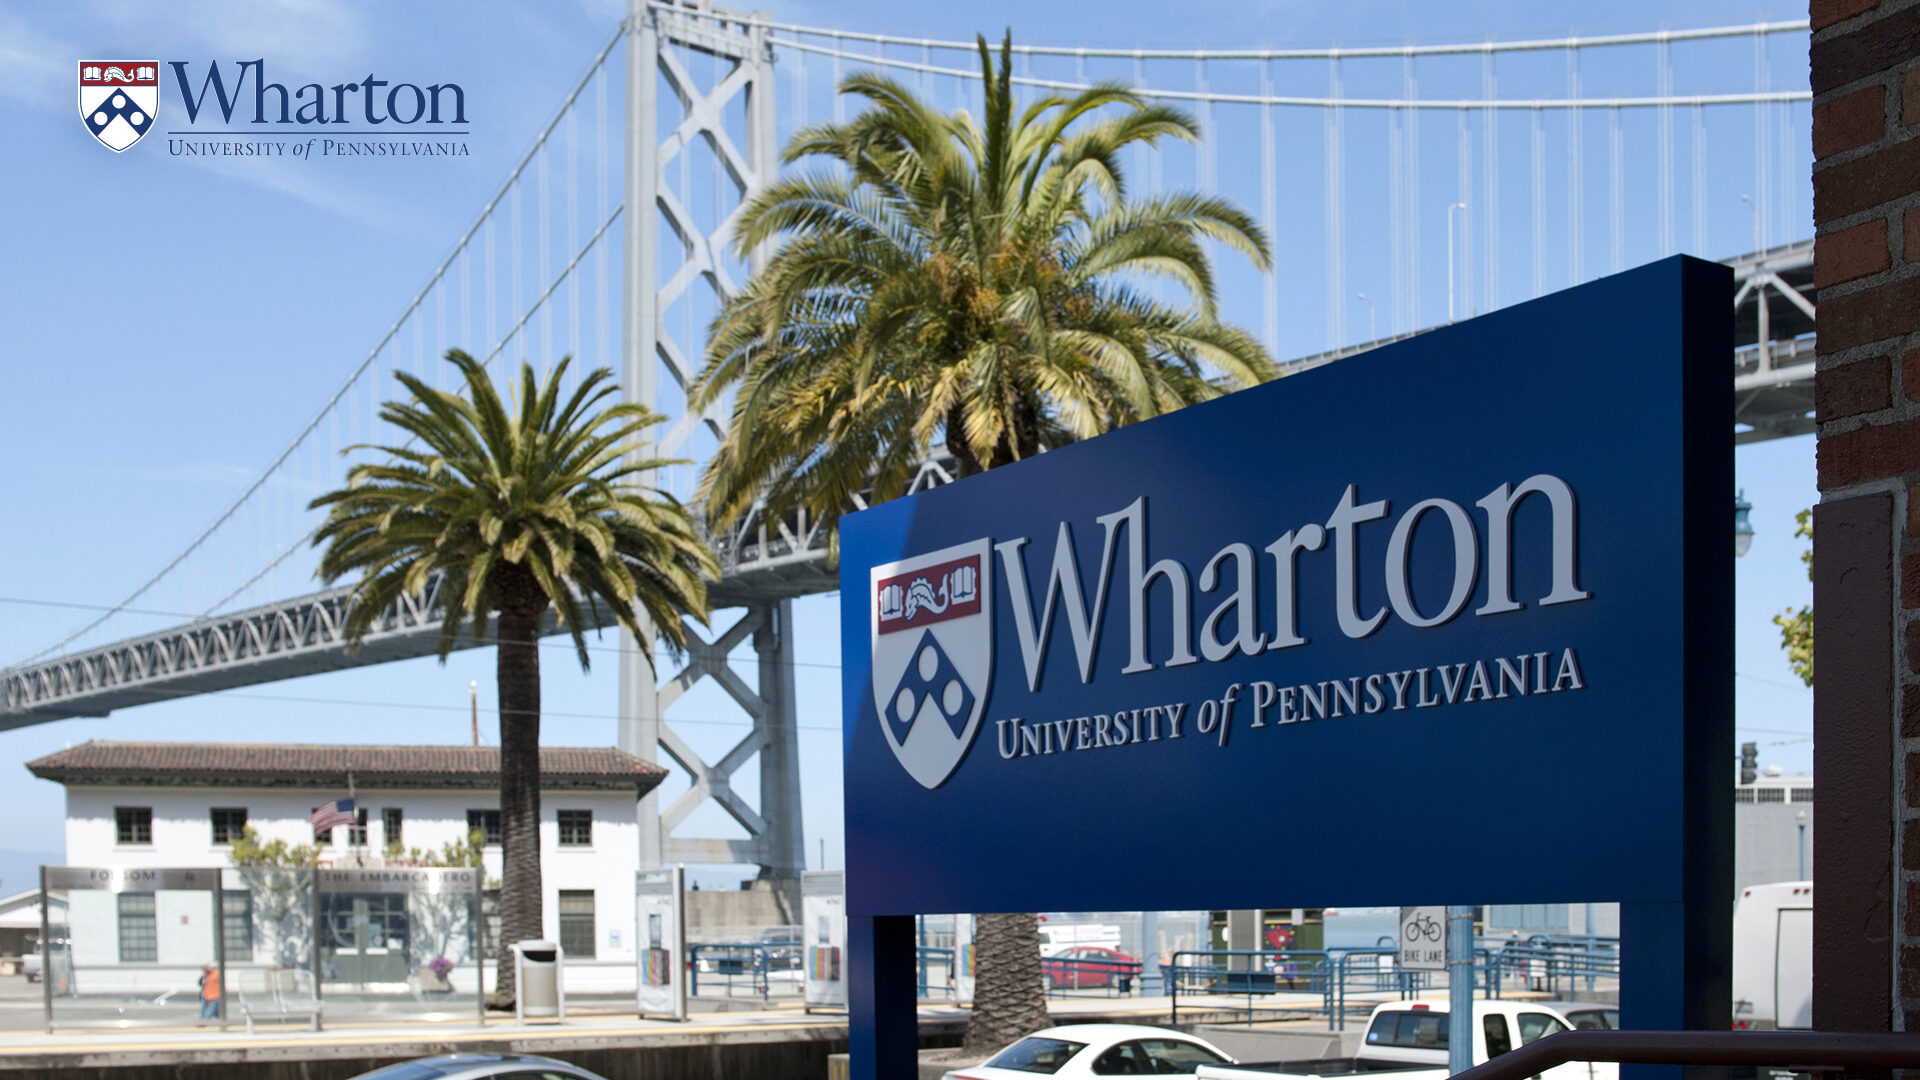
(16, 7, 1817, 677)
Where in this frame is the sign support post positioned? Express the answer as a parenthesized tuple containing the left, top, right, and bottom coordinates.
(1447, 905, 1473, 1076)
(848, 915, 917, 1080)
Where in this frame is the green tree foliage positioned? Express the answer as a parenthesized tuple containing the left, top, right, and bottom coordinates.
(384, 829, 486, 871)
(692, 33, 1276, 553)
(690, 34, 1276, 1054)
(228, 825, 322, 869)
(308, 351, 718, 1006)
(1773, 508, 1813, 686)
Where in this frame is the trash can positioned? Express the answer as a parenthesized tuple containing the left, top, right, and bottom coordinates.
(513, 940, 565, 1023)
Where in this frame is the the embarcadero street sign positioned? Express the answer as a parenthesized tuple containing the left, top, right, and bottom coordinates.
(840, 257, 1733, 1079)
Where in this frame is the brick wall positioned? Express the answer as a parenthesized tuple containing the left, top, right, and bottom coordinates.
(1810, 0, 1920, 1032)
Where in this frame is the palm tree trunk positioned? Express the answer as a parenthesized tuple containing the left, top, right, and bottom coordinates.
(961, 912, 1051, 1055)
(490, 602, 543, 1008)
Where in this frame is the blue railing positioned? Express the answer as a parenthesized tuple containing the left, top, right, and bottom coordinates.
(687, 943, 781, 1001)
(1486, 937, 1620, 997)
(917, 945, 955, 998)
(1042, 954, 1144, 998)
(1166, 949, 1338, 1024)
(1167, 941, 1617, 1029)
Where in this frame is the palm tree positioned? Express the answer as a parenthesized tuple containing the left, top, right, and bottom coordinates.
(691, 34, 1275, 1053)
(309, 350, 717, 1007)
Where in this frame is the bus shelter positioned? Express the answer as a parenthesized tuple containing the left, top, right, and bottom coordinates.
(313, 868, 484, 1024)
(41, 867, 224, 1032)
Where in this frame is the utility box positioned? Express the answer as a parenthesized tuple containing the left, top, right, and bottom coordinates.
(512, 940, 564, 1023)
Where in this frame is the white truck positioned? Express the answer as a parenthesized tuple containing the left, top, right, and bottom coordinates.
(1731, 881, 1812, 1030)
(1196, 1000, 1614, 1080)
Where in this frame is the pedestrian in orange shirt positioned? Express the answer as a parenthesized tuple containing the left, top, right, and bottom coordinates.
(198, 963, 220, 1022)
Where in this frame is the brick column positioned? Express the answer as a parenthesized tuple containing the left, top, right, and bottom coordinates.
(1810, 0, 1920, 1032)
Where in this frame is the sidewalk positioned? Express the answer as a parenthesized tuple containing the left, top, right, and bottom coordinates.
(0, 994, 1283, 1073)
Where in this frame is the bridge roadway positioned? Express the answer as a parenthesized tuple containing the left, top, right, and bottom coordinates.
(0, 244, 1815, 727)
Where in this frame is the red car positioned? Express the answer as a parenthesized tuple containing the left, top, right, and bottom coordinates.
(1042, 946, 1142, 991)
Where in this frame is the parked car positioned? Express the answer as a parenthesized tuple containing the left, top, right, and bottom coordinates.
(1042, 945, 1141, 991)
(1195, 1000, 1611, 1080)
(942, 1024, 1234, 1079)
(1542, 1001, 1619, 1030)
(347, 1053, 610, 1080)
(20, 932, 65, 983)
(759, 926, 803, 971)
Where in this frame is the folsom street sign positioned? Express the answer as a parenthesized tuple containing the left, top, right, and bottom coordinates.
(840, 257, 1734, 1072)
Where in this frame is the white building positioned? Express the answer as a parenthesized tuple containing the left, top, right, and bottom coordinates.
(26, 741, 661, 995)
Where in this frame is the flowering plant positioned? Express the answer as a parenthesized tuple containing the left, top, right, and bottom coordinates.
(428, 956, 456, 979)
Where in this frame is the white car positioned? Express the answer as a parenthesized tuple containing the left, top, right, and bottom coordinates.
(942, 1023, 1235, 1079)
(347, 1053, 611, 1080)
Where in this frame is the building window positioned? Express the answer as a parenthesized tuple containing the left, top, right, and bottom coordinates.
(382, 807, 403, 849)
(1758, 787, 1785, 803)
(222, 891, 253, 958)
(347, 807, 369, 847)
(481, 890, 501, 961)
(211, 807, 248, 845)
(557, 810, 592, 847)
(118, 893, 157, 962)
(116, 806, 153, 845)
(558, 890, 596, 959)
(1733, 788, 1756, 804)
(467, 809, 502, 846)
(1792, 787, 1814, 803)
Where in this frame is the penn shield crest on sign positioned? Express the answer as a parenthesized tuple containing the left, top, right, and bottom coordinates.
(871, 539, 992, 789)
(79, 63, 159, 152)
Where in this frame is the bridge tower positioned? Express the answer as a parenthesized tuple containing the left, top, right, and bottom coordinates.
(620, 0, 804, 880)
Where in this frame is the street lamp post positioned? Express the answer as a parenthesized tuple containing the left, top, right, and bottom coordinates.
(1734, 489, 1754, 557)
(1447, 202, 1468, 323)
(1356, 292, 1376, 341)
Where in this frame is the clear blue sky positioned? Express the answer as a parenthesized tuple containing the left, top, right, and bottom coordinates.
(0, 0, 1814, 894)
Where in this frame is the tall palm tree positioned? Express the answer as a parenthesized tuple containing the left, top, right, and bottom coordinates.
(692, 34, 1276, 1053)
(309, 350, 717, 1006)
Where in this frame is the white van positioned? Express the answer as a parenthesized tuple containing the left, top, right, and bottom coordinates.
(1731, 881, 1812, 1030)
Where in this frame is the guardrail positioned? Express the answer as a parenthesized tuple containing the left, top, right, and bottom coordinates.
(687, 943, 800, 1001)
(917, 946, 954, 998)
(1453, 1030, 1920, 1080)
(1043, 954, 1143, 998)
(1486, 938, 1620, 999)
(1167, 949, 1338, 1025)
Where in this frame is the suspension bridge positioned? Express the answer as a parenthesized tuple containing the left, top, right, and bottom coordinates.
(3, 1, 1817, 877)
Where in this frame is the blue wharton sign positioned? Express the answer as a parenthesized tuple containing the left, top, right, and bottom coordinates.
(840, 256, 1733, 919)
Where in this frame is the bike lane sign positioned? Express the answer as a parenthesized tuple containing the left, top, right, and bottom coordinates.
(1399, 906, 1446, 971)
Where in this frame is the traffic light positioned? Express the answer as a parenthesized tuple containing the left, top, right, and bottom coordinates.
(1740, 742, 1758, 785)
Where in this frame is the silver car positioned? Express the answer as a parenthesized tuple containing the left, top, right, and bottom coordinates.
(347, 1054, 611, 1080)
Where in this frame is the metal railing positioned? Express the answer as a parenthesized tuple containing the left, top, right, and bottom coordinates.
(916, 946, 954, 998)
(687, 943, 801, 1001)
(1166, 949, 1338, 1025)
(1165, 943, 1620, 1029)
(1486, 937, 1621, 998)
(1043, 954, 1144, 998)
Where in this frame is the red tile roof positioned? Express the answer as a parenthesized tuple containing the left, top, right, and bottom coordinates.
(25, 741, 665, 793)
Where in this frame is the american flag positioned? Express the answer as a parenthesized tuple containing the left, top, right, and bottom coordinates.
(310, 798, 356, 833)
